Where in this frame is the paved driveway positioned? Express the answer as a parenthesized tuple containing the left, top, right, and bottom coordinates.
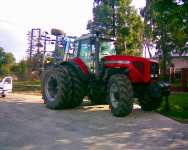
(0, 93, 188, 150)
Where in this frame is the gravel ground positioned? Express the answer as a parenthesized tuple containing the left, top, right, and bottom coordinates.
(0, 93, 188, 150)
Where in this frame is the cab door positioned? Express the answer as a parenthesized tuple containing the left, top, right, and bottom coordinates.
(78, 40, 95, 73)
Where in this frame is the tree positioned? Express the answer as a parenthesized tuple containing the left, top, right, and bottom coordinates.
(115, 0, 144, 55)
(170, 1, 188, 55)
(88, 0, 144, 56)
(11, 60, 28, 80)
(0, 47, 15, 76)
(0, 47, 6, 72)
(142, 0, 188, 80)
(87, 0, 114, 36)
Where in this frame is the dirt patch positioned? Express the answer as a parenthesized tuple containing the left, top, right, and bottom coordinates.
(0, 93, 188, 150)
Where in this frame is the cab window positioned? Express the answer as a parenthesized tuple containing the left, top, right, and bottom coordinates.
(79, 41, 94, 70)
(99, 41, 116, 60)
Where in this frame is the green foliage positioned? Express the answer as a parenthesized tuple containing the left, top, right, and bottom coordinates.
(0, 47, 15, 76)
(95, 3, 113, 35)
(88, 0, 144, 56)
(115, 0, 144, 55)
(0, 47, 40, 81)
(12, 60, 29, 80)
(117, 4, 144, 55)
(13, 80, 41, 92)
(88, 0, 114, 36)
(142, 0, 188, 79)
(158, 93, 188, 122)
(4, 53, 15, 64)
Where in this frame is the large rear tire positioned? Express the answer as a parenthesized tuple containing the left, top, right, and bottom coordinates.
(107, 74, 133, 117)
(42, 65, 72, 109)
(64, 65, 85, 108)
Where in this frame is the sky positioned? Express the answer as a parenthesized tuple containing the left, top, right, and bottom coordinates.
(0, 0, 146, 62)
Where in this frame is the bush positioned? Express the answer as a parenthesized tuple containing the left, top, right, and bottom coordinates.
(158, 93, 188, 122)
(13, 80, 41, 92)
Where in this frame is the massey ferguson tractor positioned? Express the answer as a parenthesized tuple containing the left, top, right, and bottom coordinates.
(42, 34, 170, 117)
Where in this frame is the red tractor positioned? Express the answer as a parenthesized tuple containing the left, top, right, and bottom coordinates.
(42, 34, 170, 117)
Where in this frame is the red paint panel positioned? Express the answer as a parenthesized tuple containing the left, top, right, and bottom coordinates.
(103, 55, 158, 83)
(71, 57, 89, 76)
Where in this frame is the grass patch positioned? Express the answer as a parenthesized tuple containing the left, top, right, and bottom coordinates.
(158, 92, 188, 123)
(13, 80, 41, 92)
(171, 81, 188, 88)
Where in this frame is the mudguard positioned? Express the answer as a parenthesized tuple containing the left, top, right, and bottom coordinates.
(61, 60, 89, 83)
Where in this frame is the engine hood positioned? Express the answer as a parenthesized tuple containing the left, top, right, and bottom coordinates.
(102, 55, 158, 64)
(102, 55, 160, 83)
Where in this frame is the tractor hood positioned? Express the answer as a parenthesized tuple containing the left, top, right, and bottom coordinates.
(102, 55, 159, 83)
(102, 55, 158, 66)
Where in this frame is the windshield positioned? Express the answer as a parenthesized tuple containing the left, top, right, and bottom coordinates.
(99, 41, 116, 59)
(79, 40, 93, 69)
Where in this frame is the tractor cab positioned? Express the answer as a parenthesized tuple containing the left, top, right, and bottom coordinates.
(73, 34, 116, 75)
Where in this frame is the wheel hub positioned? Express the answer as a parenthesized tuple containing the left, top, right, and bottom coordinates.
(45, 75, 58, 102)
(109, 83, 120, 109)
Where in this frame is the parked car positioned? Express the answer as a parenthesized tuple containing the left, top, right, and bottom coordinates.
(0, 76, 13, 97)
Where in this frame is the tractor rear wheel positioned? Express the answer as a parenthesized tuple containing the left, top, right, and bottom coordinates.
(107, 74, 133, 117)
(42, 65, 72, 109)
(65, 65, 85, 108)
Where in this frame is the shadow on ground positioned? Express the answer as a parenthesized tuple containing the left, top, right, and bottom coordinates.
(0, 94, 188, 150)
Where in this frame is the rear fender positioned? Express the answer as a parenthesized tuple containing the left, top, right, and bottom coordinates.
(71, 57, 89, 76)
(61, 61, 89, 83)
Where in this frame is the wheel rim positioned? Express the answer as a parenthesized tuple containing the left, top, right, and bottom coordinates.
(109, 83, 120, 109)
(45, 75, 58, 102)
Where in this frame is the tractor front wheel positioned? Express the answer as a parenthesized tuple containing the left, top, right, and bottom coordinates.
(107, 74, 133, 117)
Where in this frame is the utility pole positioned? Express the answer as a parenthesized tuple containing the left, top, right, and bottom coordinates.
(27, 29, 34, 61)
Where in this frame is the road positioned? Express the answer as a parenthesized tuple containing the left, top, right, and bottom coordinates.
(0, 93, 188, 150)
